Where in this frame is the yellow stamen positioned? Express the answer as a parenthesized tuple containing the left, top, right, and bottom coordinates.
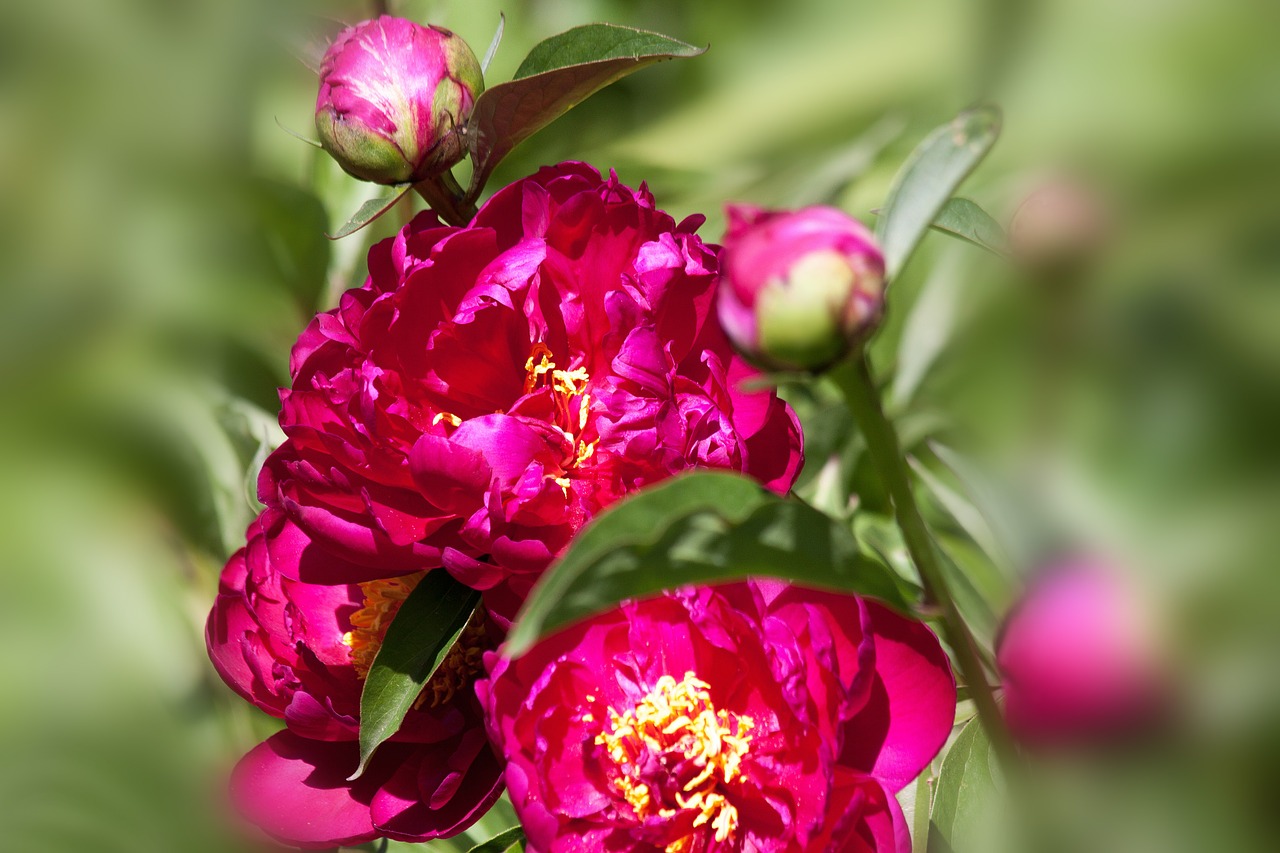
(432, 411, 462, 427)
(594, 672, 754, 851)
(521, 342, 598, 489)
(342, 574, 423, 679)
(342, 576, 488, 709)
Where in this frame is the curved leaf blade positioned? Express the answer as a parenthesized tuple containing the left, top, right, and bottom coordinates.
(466, 24, 704, 199)
(877, 106, 1002, 279)
(354, 571, 481, 777)
(930, 197, 1007, 255)
(513, 24, 704, 79)
(467, 826, 526, 853)
(931, 718, 999, 851)
(329, 184, 411, 240)
(504, 472, 915, 658)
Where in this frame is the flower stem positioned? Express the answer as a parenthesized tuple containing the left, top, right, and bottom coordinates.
(413, 170, 477, 226)
(832, 351, 1016, 767)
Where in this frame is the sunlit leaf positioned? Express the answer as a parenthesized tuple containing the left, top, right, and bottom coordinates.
(466, 24, 704, 199)
(504, 472, 916, 658)
(877, 106, 1002, 279)
(890, 248, 966, 410)
(930, 197, 1007, 255)
(910, 456, 1007, 573)
(355, 572, 481, 777)
(931, 719, 999, 851)
(481, 14, 506, 75)
(467, 826, 525, 853)
(329, 185, 412, 240)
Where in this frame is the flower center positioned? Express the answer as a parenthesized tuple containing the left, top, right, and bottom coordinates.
(523, 342, 598, 488)
(594, 672, 754, 851)
(342, 573, 487, 708)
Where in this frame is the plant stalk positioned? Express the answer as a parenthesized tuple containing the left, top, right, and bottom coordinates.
(413, 170, 477, 226)
(833, 351, 1016, 767)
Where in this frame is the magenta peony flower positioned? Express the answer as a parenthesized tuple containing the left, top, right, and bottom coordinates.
(315, 15, 484, 184)
(259, 163, 803, 603)
(206, 509, 503, 848)
(997, 557, 1171, 746)
(718, 205, 885, 371)
(478, 581, 955, 852)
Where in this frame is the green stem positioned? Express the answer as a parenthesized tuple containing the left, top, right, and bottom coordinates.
(833, 351, 1016, 767)
(413, 170, 477, 226)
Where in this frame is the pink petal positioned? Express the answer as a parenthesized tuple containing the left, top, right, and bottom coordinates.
(839, 601, 956, 792)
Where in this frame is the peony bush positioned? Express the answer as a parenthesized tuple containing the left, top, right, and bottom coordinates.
(197, 9, 1162, 853)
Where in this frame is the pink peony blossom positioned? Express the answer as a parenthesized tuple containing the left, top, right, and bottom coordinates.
(478, 581, 955, 852)
(997, 557, 1171, 745)
(259, 163, 803, 604)
(718, 205, 884, 371)
(206, 509, 503, 848)
(315, 15, 484, 184)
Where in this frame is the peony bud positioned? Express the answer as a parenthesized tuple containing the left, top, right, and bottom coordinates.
(1008, 179, 1106, 276)
(315, 16, 483, 185)
(718, 205, 884, 371)
(997, 558, 1171, 746)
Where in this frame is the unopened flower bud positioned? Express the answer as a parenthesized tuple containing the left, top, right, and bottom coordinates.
(315, 16, 483, 185)
(718, 205, 885, 371)
(1008, 179, 1106, 277)
(997, 558, 1172, 746)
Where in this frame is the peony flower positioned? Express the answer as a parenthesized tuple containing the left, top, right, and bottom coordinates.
(206, 509, 503, 848)
(718, 205, 885, 372)
(259, 162, 803, 604)
(997, 557, 1171, 746)
(315, 15, 484, 185)
(478, 580, 955, 852)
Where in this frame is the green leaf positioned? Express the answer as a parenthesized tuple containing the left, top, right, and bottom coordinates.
(481, 13, 505, 75)
(930, 197, 1007, 255)
(910, 455, 1007, 574)
(930, 442, 1045, 570)
(467, 826, 525, 853)
(512, 24, 704, 78)
(329, 185, 411, 240)
(355, 571, 481, 778)
(465, 24, 704, 199)
(876, 106, 1002, 280)
(890, 248, 966, 410)
(504, 472, 915, 658)
(931, 719, 998, 851)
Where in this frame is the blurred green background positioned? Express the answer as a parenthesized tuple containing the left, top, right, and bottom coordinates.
(1, 0, 1277, 850)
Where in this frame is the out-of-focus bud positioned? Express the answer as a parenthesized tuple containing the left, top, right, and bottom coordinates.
(315, 16, 483, 185)
(997, 558, 1172, 746)
(1008, 179, 1107, 277)
(718, 205, 885, 371)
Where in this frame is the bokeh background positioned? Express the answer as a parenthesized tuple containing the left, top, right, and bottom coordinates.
(1, 0, 1277, 850)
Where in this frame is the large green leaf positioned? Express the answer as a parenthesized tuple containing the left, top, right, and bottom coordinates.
(354, 571, 481, 777)
(503, 472, 915, 658)
(465, 24, 704, 199)
(930, 719, 999, 851)
(876, 107, 1002, 280)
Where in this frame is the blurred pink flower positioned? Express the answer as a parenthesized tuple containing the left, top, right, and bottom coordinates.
(206, 509, 503, 848)
(259, 163, 803, 605)
(478, 581, 955, 852)
(315, 15, 483, 184)
(718, 205, 884, 371)
(997, 557, 1170, 745)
